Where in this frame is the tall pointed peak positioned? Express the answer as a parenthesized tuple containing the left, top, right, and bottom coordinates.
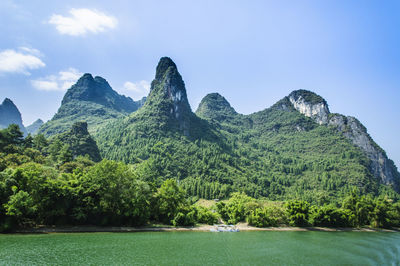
(137, 56, 192, 136)
(0, 97, 26, 134)
(148, 56, 188, 107)
(2, 98, 17, 107)
(155, 57, 178, 81)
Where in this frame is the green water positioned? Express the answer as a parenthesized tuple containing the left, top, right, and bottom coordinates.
(1, 231, 399, 265)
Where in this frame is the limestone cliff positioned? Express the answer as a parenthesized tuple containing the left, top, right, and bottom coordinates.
(288, 90, 399, 189)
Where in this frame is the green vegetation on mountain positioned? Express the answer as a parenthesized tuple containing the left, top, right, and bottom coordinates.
(0, 124, 399, 232)
(95, 57, 399, 204)
(51, 122, 101, 162)
(26, 119, 43, 135)
(1, 57, 400, 231)
(38, 74, 146, 136)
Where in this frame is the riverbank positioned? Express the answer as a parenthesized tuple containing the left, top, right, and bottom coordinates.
(11, 223, 399, 233)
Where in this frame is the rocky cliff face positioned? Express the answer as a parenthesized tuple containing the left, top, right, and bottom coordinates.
(327, 114, 399, 187)
(288, 90, 330, 125)
(288, 90, 399, 189)
(146, 57, 192, 136)
(0, 98, 27, 135)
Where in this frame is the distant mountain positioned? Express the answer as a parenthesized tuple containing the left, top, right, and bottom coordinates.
(38, 74, 146, 136)
(95, 57, 400, 202)
(26, 119, 44, 135)
(0, 98, 27, 135)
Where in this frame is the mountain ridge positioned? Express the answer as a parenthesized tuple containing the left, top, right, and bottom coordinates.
(38, 73, 146, 136)
(93, 57, 400, 202)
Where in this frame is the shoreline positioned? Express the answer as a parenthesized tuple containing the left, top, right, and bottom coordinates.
(9, 224, 399, 234)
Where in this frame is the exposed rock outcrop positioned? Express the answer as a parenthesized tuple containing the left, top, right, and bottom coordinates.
(289, 90, 330, 125)
(288, 89, 399, 189)
(147, 57, 192, 136)
(328, 114, 399, 187)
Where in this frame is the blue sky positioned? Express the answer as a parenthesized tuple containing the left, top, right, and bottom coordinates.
(0, 0, 399, 168)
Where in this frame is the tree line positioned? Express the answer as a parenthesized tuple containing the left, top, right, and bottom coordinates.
(0, 124, 399, 231)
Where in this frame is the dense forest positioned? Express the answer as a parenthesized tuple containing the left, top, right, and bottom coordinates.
(1, 57, 400, 231)
(0, 124, 399, 232)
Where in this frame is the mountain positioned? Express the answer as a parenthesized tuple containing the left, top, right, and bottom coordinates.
(26, 119, 44, 135)
(288, 89, 400, 188)
(0, 98, 27, 135)
(54, 121, 101, 162)
(96, 57, 219, 160)
(196, 93, 237, 122)
(95, 57, 400, 203)
(38, 74, 146, 136)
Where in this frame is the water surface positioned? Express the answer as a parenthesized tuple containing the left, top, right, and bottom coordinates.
(1, 231, 399, 265)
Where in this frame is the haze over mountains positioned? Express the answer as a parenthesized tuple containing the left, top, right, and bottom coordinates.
(2, 57, 399, 202)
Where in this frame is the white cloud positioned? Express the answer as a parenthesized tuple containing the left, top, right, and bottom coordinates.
(31, 68, 82, 91)
(49, 8, 117, 36)
(122, 80, 150, 99)
(0, 47, 45, 75)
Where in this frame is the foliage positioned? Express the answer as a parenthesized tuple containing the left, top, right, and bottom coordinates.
(286, 200, 311, 226)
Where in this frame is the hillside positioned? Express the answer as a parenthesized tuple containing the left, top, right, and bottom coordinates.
(94, 57, 400, 203)
(38, 74, 146, 136)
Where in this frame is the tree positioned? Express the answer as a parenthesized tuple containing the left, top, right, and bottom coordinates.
(286, 200, 310, 226)
(155, 179, 187, 224)
(4, 190, 37, 225)
(58, 144, 73, 164)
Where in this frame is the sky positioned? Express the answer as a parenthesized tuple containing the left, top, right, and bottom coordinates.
(0, 0, 399, 168)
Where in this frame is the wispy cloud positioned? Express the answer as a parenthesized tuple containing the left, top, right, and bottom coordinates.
(122, 80, 150, 99)
(0, 47, 45, 75)
(31, 68, 82, 91)
(49, 8, 117, 36)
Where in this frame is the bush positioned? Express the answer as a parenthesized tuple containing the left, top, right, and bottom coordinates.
(286, 200, 311, 226)
(247, 205, 288, 227)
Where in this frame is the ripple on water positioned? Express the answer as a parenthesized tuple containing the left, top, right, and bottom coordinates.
(0, 231, 399, 265)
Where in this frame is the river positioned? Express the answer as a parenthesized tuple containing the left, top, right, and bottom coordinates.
(1, 231, 399, 265)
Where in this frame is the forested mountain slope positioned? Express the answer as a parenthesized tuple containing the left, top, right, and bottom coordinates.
(38, 74, 146, 136)
(94, 57, 400, 203)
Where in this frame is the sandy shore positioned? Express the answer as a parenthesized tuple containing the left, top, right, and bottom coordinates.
(12, 223, 399, 234)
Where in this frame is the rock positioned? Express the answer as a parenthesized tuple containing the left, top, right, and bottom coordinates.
(288, 90, 330, 125)
(287, 89, 400, 189)
(148, 57, 192, 136)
